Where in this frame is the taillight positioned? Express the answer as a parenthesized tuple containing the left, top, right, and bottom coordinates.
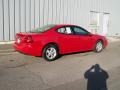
(15, 35, 21, 44)
(24, 36, 33, 43)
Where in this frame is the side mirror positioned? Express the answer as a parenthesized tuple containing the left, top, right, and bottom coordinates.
(87, 33, 93, 36)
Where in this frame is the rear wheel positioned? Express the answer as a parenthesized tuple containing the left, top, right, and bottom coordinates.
(42, 44, 59, 61)
(94, 40, 103, 53)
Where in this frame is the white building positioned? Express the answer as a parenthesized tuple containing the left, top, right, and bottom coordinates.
(0, 0, 120, 41)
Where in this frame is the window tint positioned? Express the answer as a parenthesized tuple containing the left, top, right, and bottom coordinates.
(57, 27, 73, 34)
(73, 27, 88, 35)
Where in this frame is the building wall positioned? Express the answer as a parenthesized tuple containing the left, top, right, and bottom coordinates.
(0, 0, 120, 41)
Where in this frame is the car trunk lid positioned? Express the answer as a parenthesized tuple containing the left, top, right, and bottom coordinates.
(15, 32, 36, 44)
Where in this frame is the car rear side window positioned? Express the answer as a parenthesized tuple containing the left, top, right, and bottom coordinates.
(57, 28, 66, 34)
(57, 27, 73, 34)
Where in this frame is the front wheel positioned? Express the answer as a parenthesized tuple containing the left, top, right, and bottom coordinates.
(94, 41, 103, 53)
(42, 45, 59, 61)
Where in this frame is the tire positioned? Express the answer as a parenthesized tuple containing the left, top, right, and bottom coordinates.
(94, 40, 103, 53)
(42, 44, 59, 61)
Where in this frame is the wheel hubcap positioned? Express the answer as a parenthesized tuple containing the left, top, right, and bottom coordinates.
(96, 42, 103, 52)
(46, 47, 57, 59)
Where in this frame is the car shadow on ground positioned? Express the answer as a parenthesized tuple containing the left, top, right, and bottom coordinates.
(84, 64, 109, 90)
(59, 50, 93, 57)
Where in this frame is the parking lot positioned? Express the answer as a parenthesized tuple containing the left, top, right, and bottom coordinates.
(0, 41, 120, 90)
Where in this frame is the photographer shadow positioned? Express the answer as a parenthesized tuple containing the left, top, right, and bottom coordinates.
(84, 64, 109, 90)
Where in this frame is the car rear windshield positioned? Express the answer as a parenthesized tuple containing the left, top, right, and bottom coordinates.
(30, 24, 56, 33)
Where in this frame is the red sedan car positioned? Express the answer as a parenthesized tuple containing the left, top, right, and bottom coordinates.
(14, 24, 108, 61)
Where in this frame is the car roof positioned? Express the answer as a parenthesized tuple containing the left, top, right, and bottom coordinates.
(55, 24, 77, 27)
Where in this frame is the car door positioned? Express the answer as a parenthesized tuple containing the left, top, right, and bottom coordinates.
(71, 26, 93, 51)
(57, 26, 83, 54)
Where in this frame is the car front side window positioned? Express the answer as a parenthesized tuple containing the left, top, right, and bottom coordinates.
(73, 27, 89, 35)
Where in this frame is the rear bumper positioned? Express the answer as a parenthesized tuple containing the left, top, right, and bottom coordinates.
(13, 43, 42, 56)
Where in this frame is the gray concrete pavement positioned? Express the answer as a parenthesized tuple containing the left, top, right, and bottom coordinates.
(0, 41, 120, 90)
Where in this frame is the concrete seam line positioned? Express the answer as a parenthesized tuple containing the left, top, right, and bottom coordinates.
(0, 41, 14, 45)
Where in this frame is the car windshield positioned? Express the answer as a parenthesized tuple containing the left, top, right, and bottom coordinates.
(30, 24, 56, 33)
